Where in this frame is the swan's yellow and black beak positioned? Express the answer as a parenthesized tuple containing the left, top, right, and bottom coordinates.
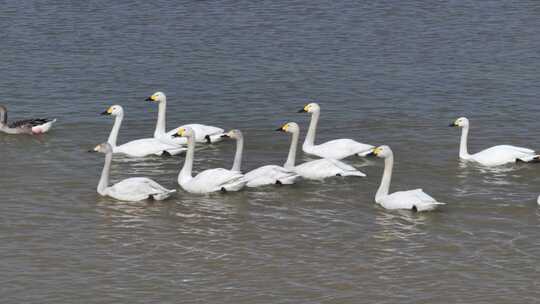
(101, 107, 113, 115)
(145, 95, 158, 102)
(297, 105, 308, 113)
(276, 124, 288, 132)
(173, 128, 186, 138)
(368, 147, 383, 157)
(88, 144, 100, 153)
(449, 120, 457, 127)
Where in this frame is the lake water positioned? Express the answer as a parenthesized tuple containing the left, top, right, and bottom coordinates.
(2, 1, 540, 303)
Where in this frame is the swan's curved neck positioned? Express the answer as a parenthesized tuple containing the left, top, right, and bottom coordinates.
(107, 113, 123, 148)
(375, 154, 393, 203)
(154, 100, 167, 138)
(97, 151, 112, 195)
(231, 135, 244, 172)
(303, 110, 320, 148)
(179, 135, 195, 185)
(284, 130, 299, 169)
(459, 125, 471, 159)
(0, 108, 7, 125)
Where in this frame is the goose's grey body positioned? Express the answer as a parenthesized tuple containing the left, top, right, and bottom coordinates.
(0, 105, 56, 134)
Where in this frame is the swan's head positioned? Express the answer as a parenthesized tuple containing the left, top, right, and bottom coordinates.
(145, 91, 166, 103)
(371, 145, 393, 158)
(90, 142, 113, 154)
(276, 122, 300, 134)
(297, 102, 320, 113)
(221, 129, 243, 139)
(101, 105, 123, 116)
(449, 117, 469, 128)
(173, 127, 195, 138)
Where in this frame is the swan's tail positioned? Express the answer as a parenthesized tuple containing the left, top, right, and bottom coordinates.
(151, 189, 176, 201)
(517, 155, 540, 163)
(277, 173, 301, 185)
(341, 170, 367, 177)
(416, 201, 445, 212)
(222, 178, 247, 192)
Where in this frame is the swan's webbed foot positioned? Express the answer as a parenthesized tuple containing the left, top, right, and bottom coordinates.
(205, 135, 212, 144)
(411, 205, 418, 212)
(275, 180, 282, 186)
(336, 173, 342, 177)
(220, 187, 227, 193)
(161, 151, 172, 157)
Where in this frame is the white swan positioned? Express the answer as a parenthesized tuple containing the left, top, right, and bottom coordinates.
(92, 142, 176, 201)
(146, 92, 226, 144)
(0, 105, 56, 134)
(450, 117, 539, 166)
(371, 145, 444, 211)
(221, 129, 300, 187)
(101, 105, 186, 157)
(298, 102, 374, 159)
(173, 127, 247, 194)
(280, 122, 366, 180)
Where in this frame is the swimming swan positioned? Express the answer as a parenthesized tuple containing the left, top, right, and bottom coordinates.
(173, 127, 246, 194)
(0, 105, 56, 134)
(101, 105, 186, 157)
(450, 117, 540, 166)
(280, 122, 366, 180)
(371, 145, 444, 211)
(221, 129, 300, 187)
(92, 142, 176, 201)
(298, 102, 374, 159)
(146, 92, 225, 144)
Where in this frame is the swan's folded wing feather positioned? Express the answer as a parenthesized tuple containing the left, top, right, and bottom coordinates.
(108, 177, 174, 201)
(314, 139, 374, 158)
(193, 168, 244, 189)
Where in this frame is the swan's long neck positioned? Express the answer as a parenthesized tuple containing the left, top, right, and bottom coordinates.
(154, 100, 167, 138)
(107, 114, 123, 148)
(0, 108, 7, 125)
(179, 135, 195, 185)
(283, 130, 299, 169)
(375, 154, 393, 203)
(459, 125, 471, 159)
(231, 135, 244, 172)
(303, 110, 320, 148)
(97, 150, 112, 195)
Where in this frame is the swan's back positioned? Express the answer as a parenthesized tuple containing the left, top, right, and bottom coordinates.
(378, 189, 444, 211)
(185, 168, 245, 193)
(295, 158, 366, 179)
(305, 138, 374, 159)
(115, 138, 185, 157)
(243, 165, 299, 187)
(107, 177, 175, 201)
(472, 145, 537, 166)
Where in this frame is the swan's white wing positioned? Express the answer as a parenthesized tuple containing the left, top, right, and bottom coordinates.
(295, 158, 366, 180)
(472, 145, 538, 166)
(304, 139, 374, 160)
(106, 177, 175, 201)
(243, 165, 300, 187)
(184, 168, 245, 193)
(165, 124, 225, 143)
(379, 189, 444, 211)
(114, 138, 184, 157)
